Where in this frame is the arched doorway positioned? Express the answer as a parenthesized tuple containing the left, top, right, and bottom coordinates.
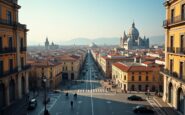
(131, 85, 135, 91)
(62, 73, 68, 80)
(0, 83, 5, 109)
(168, 83, 173, 104)
(145, 85, 148, 91)
(71, 73, 74, 80)
(9, 79, 15, 103)
(21, 77, 25, 96)
(177, 88, 184, 114)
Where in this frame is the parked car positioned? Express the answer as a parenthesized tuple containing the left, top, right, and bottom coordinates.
(127, 95, 143, 101)
(53, 89, 61, 93)
(27, 98, 37, 110)
(133, 105, 154, 114)
(43, 97, 50, 104)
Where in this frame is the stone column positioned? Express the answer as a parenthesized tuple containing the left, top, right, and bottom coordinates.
(163, 76, 167, 102)
(16, 33, 21, 71)
(25, 72, 29, 94)
(17, 74, 22, 99)
(5, 82, 10, 106)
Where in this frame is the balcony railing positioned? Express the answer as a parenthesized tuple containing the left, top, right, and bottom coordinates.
(20, 47, 27, 52)
(176, 47, 185, 55)
(0, 67, 18, 78)
(163, 15, 185, 28)
(0, 64, 31, 78)
(0, 19, 27, 30)
(0, 47, 16, 54)
(161, 68, 185, 83)
(167, 47, 185, 55)
(167, 47, 175, 53)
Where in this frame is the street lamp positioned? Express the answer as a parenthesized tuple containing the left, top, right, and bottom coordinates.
(42, 76, 49, 115)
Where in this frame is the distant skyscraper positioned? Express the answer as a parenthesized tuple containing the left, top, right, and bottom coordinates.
(120, 22, 149, 50)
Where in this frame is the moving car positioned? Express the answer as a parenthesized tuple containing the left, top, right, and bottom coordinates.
(27, 98, 37, 110)
(133, 105, 154, 114)
(127, 95, 143, 101)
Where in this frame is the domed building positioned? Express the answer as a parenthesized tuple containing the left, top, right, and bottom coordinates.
(120, 22, 149, 50)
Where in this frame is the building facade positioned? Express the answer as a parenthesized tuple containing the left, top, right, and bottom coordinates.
(112, 62, 161, 92)
(162, 0, 185, 114)
(29, 61, 62, 90)
(120, 22, 149, 50)
(0, 0, 29, 111)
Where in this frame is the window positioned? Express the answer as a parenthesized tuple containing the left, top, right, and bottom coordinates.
(146, 76, 148, 81)
(62, 67, 64, 71)
(9, 59, 13, 72)
(6, 11, 12, 24)
(21, 57, 24, 68)
(138, 85, 142, 91)
(71, 67, 73, 71)
(132, 76, 134, 81)
(171, 9, 174, 23)
(170, 36, 174, 51)
(181, 4, 185, 20)
(0, 37, 2, 50)
(179, 62, 183, 79)
(170, 59, 173, 74)
(0, 60, 3, 76)
(0, 6, 1, 18)
(124, 75, 126, 80)
(8, 37, 13, 49)
(180, 35, 184, 52)
(71, 62, 73, 65)
(20, 38, 24, 48)
(139, 76, 141, 81)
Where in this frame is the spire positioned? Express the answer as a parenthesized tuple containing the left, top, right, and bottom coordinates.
(132, 21, 135, 28)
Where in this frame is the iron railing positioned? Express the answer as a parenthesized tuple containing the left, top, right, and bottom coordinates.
(0, 65, 31, 78)
(167, 47, 175, 53)
(0, 47, 16, 54)
(161, 68, 185, 83)
(0, 19, 27, 30)
(20, 47, 27, 52)
(163, 15, 185, 27)
(176, 47, 185, 55)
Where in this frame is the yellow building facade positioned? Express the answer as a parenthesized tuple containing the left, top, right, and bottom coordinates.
(29, 62, 62, 90)
(112, 62, 161, 92)
(0, 0, 29, 111)
(162, 0, 185, 114)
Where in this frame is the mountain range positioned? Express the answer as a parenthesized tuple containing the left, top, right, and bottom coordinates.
(61, 35, 165, 46)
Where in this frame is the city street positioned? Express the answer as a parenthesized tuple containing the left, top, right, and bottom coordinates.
(28, 50, 164, 115)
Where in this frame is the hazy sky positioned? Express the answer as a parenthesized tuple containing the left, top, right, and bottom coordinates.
(18, 0, 165, 45)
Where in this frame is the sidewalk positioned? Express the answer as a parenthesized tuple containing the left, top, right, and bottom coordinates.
(153, 96, 179, 115)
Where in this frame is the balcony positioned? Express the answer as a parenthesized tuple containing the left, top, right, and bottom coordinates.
(0, 67, 18, 78)
(0, 19, 27, 30)
(161, 68, 185, 83)
(20, 47, 27, 52)
(0, 47, 16, 55)
(176, 47, 185, 55)
(0, 65, 31, 78)
(167, 47, 175, 53)
(163, 15, 185, 28)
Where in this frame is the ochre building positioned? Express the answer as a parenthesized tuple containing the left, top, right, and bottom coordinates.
(162, 0, 185, 114)
(0, 0, 29, 111)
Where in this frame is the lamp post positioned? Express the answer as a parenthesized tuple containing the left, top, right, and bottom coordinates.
(42, 76, 49, 115)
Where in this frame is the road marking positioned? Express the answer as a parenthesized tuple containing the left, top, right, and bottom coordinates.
(90, 66, 94, 115)
(146, 98, 165, 115)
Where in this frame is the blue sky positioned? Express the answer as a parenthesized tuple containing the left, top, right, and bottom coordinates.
(18, 0, 165, 45)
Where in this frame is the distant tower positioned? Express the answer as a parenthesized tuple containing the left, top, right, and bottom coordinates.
(45, 37, 49, 50)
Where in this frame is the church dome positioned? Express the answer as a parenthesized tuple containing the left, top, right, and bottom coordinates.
(128, 22, 139, 38)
